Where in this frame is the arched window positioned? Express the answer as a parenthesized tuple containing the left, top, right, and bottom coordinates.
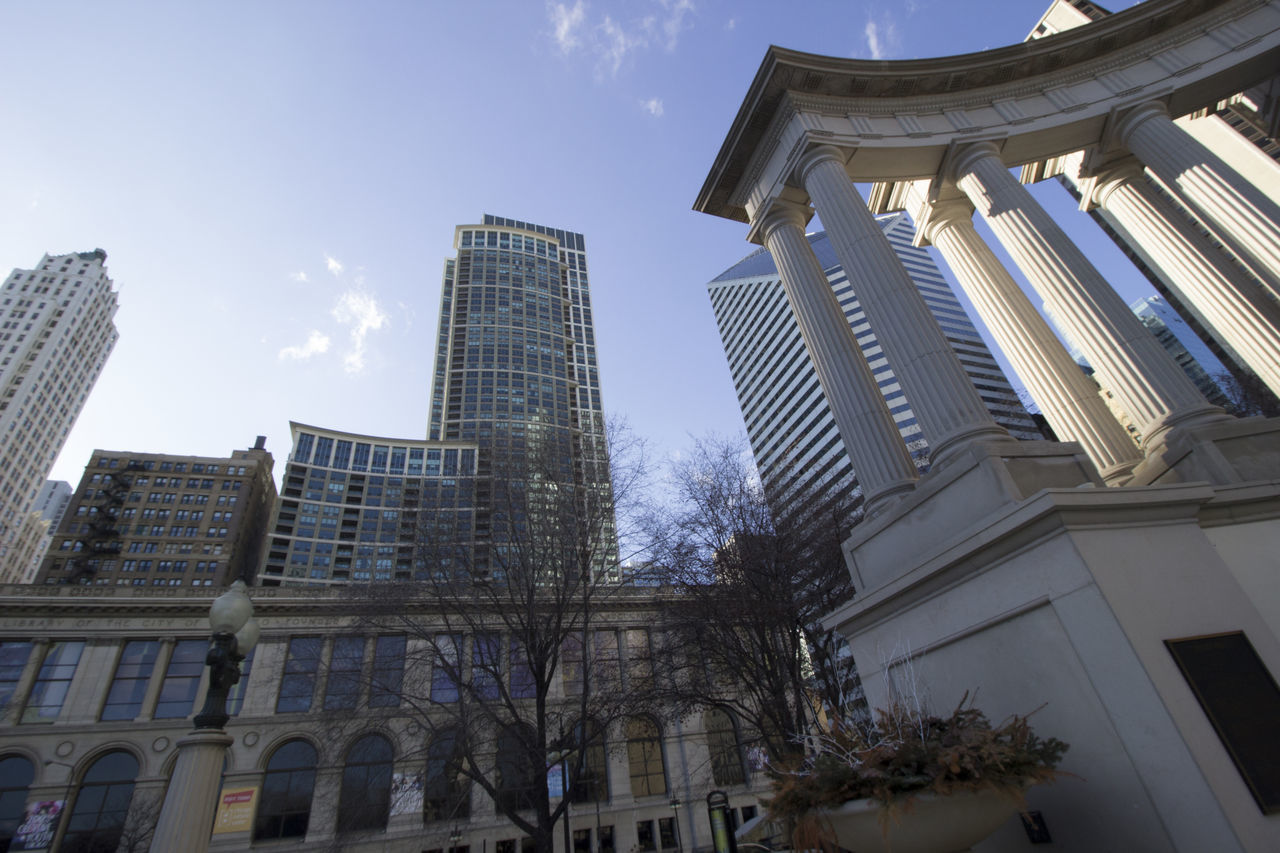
(254, 740, 317, 841)
(0, 755, 35, 851)
(60, 751, 138, 853)
(495, 725, 538, 812)
(626, 717, 666, 798)
(704, 708, 747, 787)
(568, 719, 608, 803)
(424, 728, 470, 822)
(337, 734, 394, 835)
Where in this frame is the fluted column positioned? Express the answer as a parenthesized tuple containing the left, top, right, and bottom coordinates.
(920, 199, 1141, 482)
(1115, 101, 1280, 297)
(953, 141, 1226, 451)
(798, 145, 1011, 465)
(756, 201, 919, 513)
(1091, 160, 1280, 397)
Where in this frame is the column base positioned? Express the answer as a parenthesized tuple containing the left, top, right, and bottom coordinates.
(1128, 416, 1280, 487)
(840, 439, 1102, 596)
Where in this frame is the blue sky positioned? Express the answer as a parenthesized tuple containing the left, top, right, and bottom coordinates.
(1, 0, 1146, 487)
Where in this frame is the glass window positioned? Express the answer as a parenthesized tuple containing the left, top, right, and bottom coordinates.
(431, 635, 460, 703)
(333, 440, 353, 470)
(61, 751, 138, 853)
(100, 640, 159, 721)
(625, 629, 653, 691)
(495, 725, 538, 813)
(562, 633, 583, 696)
(226, 646, 255, 716)
(154, 640, 206, 719)
(636, 820, 656, 852)
(324, 636, 366, 711)
(424, 728, 470, 822)
(254, 740, 317, 841)
(626, 717, 666, 798)
(277, 637, 323, 713)
(510, 638, 535, 699)
(313, 436, 334, 468)
(294, 433, 314, 465)
(370, 635, 405, 708)
(658, 817, 677, 850)
(473, 634, 499, 701)
(22, 640, 84, 724)
(0, 641, 33, 715)
(705, 708, 747, 787)
(594, 630, 619, 687)
(352, 443, 371, 472)
(568, 719, 608, 803)
(0, 755, 35, 850)
(337, 734, 394, 834)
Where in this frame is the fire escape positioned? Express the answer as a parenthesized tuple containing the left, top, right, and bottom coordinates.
(67, 461, 141, 583)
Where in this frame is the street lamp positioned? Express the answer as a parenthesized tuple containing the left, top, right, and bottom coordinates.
(152, 581, 260, 853)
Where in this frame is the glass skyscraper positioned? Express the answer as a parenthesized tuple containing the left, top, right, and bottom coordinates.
(708, 211, 1041, 527)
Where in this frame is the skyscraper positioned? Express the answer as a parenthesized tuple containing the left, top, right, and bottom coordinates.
(429, 215, 615, 575)
(0, 250, 118, 572)
(708, 212, 1040, 525)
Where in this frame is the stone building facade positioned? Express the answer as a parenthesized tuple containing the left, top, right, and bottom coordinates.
(0, 586, 768, 853)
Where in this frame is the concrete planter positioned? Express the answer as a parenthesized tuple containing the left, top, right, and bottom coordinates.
(820, 788, 1020, 853)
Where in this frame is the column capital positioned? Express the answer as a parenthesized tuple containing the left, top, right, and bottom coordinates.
(917, 199, 976, 246)
(795, 144, 849, 185)
(1110, 100, 1171, 148)
(1083, 156, 1147, 211)
(750, 200, 813, 245)
(949, 140, 1004, 183)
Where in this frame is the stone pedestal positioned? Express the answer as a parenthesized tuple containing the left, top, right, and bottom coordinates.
(152, 729, 235, 853)
(1127, 415, 1280, 487)
(824, 446, 1280, 852)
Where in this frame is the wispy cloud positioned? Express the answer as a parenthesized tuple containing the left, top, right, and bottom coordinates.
(278, 330, 331, 361)
(290, 271, 309, 283)
(548, 0, 696, 78)
(331, 289, 388, 374)
(863, 15, 899, 60)
(641, 97, 664, 117)
(325, 254, 344, 276)
(549, 0, 587, 52)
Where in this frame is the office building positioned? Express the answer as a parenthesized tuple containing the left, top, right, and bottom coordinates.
(1130, 295, 1232, 408)
(429, 215, 615, 575)
(0, 481, 72, 585)
(708, 211, 1041, 525)
(0, 250, 118, 573)
(257, 423, 479, 586)
(35, 439, 276, 587)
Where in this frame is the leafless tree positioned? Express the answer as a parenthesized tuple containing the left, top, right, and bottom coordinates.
(340, 424, 658, 853)
(643, 436, 863, 765)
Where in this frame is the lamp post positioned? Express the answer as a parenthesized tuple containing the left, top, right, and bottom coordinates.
(152, 581, 260, 853)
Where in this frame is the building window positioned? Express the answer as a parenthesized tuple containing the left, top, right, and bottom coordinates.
(226, 646, 255, 716)
(626, 717, 666, 798)
(424, 727, 470, 822)
(0, 641, 33, 715)
(370, 635, 405, 708)
(658, 817, 678, 850)
(22, 640, 84, 724)
(705, 708, 747, 787)
(495, 725, 538, 813)
(61, 751, 138, 853)
(568, 718, 608, 803)
(510, 638, 535, 699)
(277, 637, 323, 713)
(474, 633, 500, 700)
(100, 640, 159, 721)
(324, 636, 366, 711)
(636, 820, 656, 852)
(0, 754, 35, 850)
(337, 734, 394, 834)
(431, 634, 461, 703)
(254, 740, 317, 841)
(153, 639, 207, 719)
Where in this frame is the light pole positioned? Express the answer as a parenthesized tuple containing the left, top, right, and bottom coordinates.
(152, 581, 260, 853)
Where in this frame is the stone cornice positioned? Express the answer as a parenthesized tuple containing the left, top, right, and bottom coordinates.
(695, 0, 1276, 223)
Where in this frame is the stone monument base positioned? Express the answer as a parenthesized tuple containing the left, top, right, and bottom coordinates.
(826, 441, 1280, 852)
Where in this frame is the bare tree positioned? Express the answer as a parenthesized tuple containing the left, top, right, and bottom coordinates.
(644, 436, 863, 765)
(340, 425, 657, 853)
(1213, 369, 1280, 418)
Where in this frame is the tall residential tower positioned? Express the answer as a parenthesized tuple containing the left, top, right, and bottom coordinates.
(0, 250, 118, 576)
(709, 212, 1040, 525)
